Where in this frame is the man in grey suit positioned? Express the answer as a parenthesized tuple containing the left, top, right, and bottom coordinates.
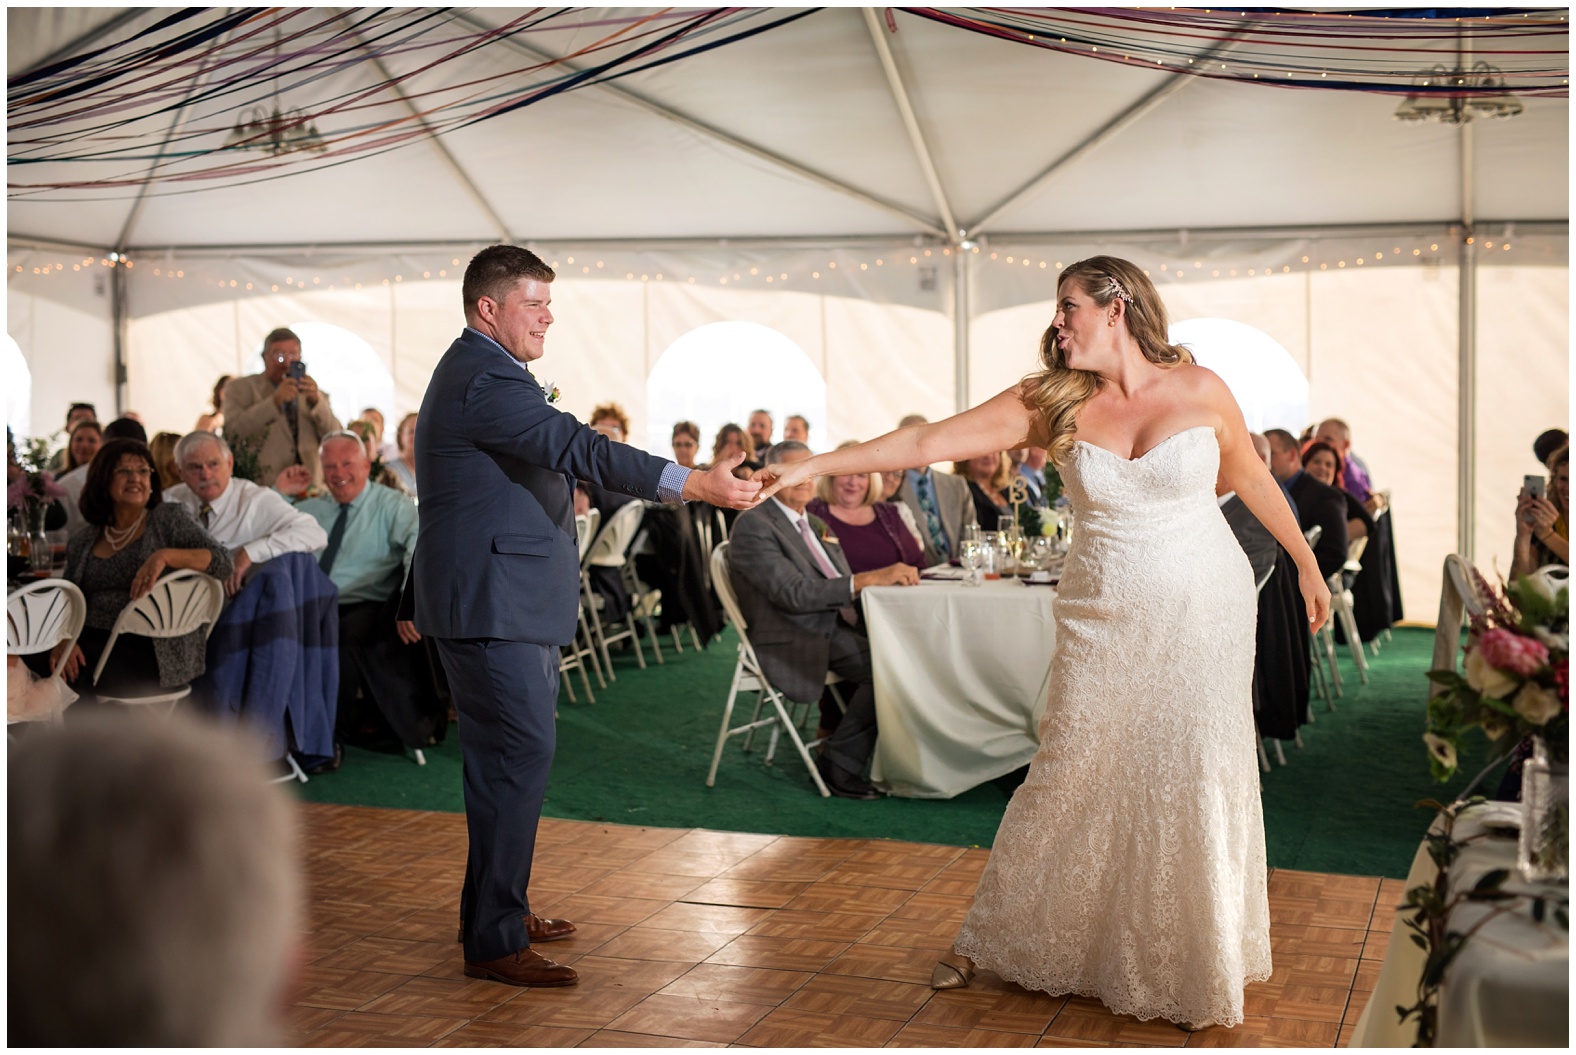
(889, 415, 978, 567)
(221, 328, 343, 488)
(727, 441, 919, 799)
(413, 245, 758, 989)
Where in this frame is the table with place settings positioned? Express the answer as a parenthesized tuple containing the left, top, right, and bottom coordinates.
(862, 572, 1058, 799)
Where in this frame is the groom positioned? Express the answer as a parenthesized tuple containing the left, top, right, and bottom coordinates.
(413, 245, 760, 987)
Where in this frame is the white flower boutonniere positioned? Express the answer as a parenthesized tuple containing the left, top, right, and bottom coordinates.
(541, 380, 561, 404)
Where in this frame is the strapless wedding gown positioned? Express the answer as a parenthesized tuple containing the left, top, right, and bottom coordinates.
(953, 425, 1270, 1028)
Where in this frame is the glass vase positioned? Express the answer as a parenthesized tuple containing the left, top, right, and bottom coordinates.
(1518, 738, 1570, 884)
(26, 501, 50, 576)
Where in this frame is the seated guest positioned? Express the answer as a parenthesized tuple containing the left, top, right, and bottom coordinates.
(60, 417, 145, 539)
(589, 402, 630, 443)
(360, 406, 400, 463)
(386, 412, 418, 497)
(62, 419, 102, 474)
(1271, 438, 1348, 580)
(806, 441, 925, 574)
(889, 415, 977, 567)
(149, 431, 182, 490)
(45, 402, 98, 472)
(1314, 417, 1379, 510)
(1302, 441, 1374, 546)
(194, 374, 230, 432)
(1534, 428, 1569, 469)
(671, 420, 701, 469)
(346, 418, 406, 495)
(295, 432, 441, 754)
(50, 439, 233, 701)
(166, 431, 328, 597)
(726, 441, 919, 799)
(1512, 444, 1569, 578)
(1261, 429, 1303, 522)
(747, 409, 774, 464)
(956, 451, 1015, 532)
(707, 423, 758, 477)
(1013, 446, 1052, 506)
(9, 711, 299, 1046)
(783, 414, 810, 447)
(1218, 434, 1279, 586)
(581, 404, 637, 523)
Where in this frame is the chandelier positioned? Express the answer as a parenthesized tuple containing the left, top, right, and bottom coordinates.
(1393, 61, 1525, 124)
(221, 105, 329, 156)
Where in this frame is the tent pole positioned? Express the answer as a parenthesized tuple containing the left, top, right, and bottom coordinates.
(1457, 119, 1477, 561)
(953, 249, 970, 413)
(112, 264, 130, 416)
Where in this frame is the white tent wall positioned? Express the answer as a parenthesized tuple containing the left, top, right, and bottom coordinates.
(6, 250, 117, 443)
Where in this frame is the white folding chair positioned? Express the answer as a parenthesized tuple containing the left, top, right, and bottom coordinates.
(7, 579, 86, 740)
(584, 501, 651, 674)
(1301, 525, 1339, 711)
(1327, 535, 1370, 686)
(557, 513, 600, 703)
(91, 569, 224, 717)
(622, 522, 666, 665)
(705, 542, 834, 798)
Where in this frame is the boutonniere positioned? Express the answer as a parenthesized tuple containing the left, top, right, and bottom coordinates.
(807, 514, 840, 547)
(541, 379, 561, 404)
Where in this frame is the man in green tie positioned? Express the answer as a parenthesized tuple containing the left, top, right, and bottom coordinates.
(295, 431, 439, 763)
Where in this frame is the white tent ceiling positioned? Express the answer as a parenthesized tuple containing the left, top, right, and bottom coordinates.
(7, 6, 1568, 252)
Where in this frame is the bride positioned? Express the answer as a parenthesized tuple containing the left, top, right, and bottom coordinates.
(755, 256, 1329, 1030)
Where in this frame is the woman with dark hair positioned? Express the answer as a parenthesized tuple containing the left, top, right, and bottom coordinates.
(1301, 441, 1373, 544)
(63, 419, 103, 473)
(706, 423, 756, 476)
(955, 451, 1015, 531)
(670, 421, 701, 469)
(1513, 443, 1569, 577)
(195, 374, 231, 432)
(50, 439, 232, 700)
(756, 256, 1328, 1030)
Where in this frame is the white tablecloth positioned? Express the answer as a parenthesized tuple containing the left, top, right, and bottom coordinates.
(1351, 800, 1569, 1047)
(863, 576, 1057, 799)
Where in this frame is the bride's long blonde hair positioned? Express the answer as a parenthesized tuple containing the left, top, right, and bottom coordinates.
(1022, 255, 1193, 466)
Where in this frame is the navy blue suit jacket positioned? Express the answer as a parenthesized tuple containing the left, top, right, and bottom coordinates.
(413, 329, 669, 645)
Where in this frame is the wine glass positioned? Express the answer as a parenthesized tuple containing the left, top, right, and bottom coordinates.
(1028, 535, 1054, 572)
(958, 538, 984, 586)
(961, 522, 981, 546)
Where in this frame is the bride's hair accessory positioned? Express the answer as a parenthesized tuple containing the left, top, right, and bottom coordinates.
(1103, 276, 1134, 304)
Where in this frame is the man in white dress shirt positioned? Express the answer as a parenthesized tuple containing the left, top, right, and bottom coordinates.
(166, 431, 328, 597)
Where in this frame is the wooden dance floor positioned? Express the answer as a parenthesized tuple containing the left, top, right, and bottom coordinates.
(291, 803, 1399, 1047)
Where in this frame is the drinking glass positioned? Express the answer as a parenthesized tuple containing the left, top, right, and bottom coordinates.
(961, 522, 981, 546)
(1028, 536, 1054, 572)
(980, 532, 1001, 580)
(958, 539, 984, 586)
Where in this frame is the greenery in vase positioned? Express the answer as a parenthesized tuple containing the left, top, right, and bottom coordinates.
(224, 423, 269, 483)
(1425, 568, 1569, 780)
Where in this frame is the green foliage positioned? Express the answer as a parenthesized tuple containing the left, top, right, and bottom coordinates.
(16, 431, 61, 474)
(226, 423, 268, 483)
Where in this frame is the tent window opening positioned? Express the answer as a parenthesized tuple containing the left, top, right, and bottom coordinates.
(249, 322, 394, 433)
(646, 321, 826, 456)
(5, 335, 34, 440)
(1168, 318, 1309, 436)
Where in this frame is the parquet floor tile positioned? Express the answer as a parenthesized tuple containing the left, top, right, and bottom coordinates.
(284, 804, 1397, 1048)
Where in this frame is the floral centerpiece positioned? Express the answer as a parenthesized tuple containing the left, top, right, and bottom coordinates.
(8, 433, 66, 519)
(1426, 567, 1568, 880)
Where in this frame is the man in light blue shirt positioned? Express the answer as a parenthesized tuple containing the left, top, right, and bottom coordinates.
(297, 431, 439, 758)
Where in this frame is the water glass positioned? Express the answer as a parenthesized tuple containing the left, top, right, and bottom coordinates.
(958, 539, 984, 586)
(961, 522, 981, 545)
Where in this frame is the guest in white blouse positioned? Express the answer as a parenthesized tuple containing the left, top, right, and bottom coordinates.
(166, 431, 328, 597)
(386, 412, 418, 498)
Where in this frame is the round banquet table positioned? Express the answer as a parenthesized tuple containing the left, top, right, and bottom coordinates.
(862, 574, 1057, 799)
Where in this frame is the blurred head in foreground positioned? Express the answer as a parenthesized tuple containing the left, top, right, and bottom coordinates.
(8, 712, 300, 1046)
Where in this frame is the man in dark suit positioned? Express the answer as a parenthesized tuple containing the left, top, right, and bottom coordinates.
(1267, 428, 1347, 580)
(412, 245, 758, 988)
(726, 441, 919, 799)
(889, 415, 977, 567)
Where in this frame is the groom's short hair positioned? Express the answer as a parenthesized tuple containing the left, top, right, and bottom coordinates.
(463, 245, 557, 315)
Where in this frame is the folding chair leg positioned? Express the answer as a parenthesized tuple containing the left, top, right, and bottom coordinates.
(767, 692, 830, 798)
(579, 609, 607, 688)
(1273, 740, 1287, 766)
(706, 669, 744, 787)
(561, 653, 578, 703)
(584, 579, 617, 682)
(689, 626, 701, 651)
(671, 626, 684, 653)
(1257, 738, 1271, 773)
(625, 613, 647, 669)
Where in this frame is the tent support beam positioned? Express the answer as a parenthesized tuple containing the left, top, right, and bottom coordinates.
(336, 10, 515, 244)
(447, 10, 948, 240)
(1457, 120, 1477, 561)
(862, 8, 958, 238)
(967, 25, 1252, 236)
(953, 246, 970, 412)
(111, 262, 130, 415)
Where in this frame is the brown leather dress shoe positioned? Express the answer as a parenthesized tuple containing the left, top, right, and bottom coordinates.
(526, 913, 576, 943)
(463, 947, 578, 987)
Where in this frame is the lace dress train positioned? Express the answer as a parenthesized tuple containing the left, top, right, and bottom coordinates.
(953, 426, 1271, 1027)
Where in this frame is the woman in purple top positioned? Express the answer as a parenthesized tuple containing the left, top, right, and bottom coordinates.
(807, 442, 927, 572)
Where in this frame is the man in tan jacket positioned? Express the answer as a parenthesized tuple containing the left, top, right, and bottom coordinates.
(221, 327, 342, 487)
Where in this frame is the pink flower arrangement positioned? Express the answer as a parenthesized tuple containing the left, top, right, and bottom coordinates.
(1474, 626, 1550, 679)
(7, 469, 66, 511)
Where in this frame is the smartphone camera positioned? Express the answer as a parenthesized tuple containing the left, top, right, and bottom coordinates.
(287, 360, 307, 380)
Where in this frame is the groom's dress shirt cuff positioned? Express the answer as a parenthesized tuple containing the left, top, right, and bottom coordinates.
(658, 462, 692, 504)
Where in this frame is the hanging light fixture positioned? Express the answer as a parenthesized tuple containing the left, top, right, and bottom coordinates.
(1393, 61, 1525, 124)
(222, 106, 329, 155)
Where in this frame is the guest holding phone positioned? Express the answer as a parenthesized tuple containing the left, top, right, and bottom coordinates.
(1512, 444, 1569, 578)
(220, 327, 342, 488)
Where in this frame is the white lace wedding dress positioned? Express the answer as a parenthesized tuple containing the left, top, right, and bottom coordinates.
(953, 425, 1271, 1028)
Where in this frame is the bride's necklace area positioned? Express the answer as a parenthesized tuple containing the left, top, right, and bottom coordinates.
(103, 511, 146, 552)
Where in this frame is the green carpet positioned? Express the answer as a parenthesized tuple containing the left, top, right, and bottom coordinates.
(297, 625, 1487, 879)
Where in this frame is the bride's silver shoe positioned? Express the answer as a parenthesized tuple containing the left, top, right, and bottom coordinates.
(929, 956, 975, 990)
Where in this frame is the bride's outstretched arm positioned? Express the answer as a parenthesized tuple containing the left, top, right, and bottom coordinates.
(1206, 372, 1331, 633)
(755, 385, 1041, 500)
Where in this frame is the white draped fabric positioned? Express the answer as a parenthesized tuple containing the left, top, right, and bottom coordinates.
(864, 577, 1057, 799)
